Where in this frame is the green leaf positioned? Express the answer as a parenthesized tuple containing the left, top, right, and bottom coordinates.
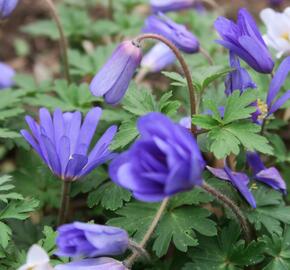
(208, 121, 273, 159)
(183, 223, 264, 270)
(0, 108, 24, 120)
(261, 227, 290, 270)
(162, 71, 187, 88)
(0, 175, 23, 203)
(0, 128, 21, 139)
(223, 90, 257, 124)
(246, 185, 290, 235)
(158, 91, 181, 117)
(87, 182, 131, 211)
(107, 201, 159, 241)
(38, 226, 58, 255)
(110, 119, 138, 150)
(191, 115, 220, 129)
(122, 84, 156, 116)
(0, 222, 12, 249)
(0, 198, 39, 220)
(191, 65, 233, 92)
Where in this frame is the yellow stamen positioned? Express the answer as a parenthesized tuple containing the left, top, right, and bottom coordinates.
(257, 99, 268, 121)
(250, 183, 258, 190)
(281, 32, 290, 41)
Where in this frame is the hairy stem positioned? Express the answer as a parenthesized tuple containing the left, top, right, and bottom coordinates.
(124, 198, 169, 268)
(43, 0, 71, 83)
(202, 182, 251, 243)
(199, 47, 214, 65)
(58, 181, 71, 226)
(134, 34, 197, 134)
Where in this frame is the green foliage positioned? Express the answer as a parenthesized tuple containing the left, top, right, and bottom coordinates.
(0, 175, 38, 249)
(192, 91, 273, 158)
(261, 227, 290, 270)
(246, 185, 290, 236)
(183, 222, 265, 270)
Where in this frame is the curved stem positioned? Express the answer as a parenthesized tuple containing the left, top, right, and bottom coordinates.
(57, 181, 71, 226)
(43, 0, 71, 83)
(199, 47, 214, 65)
(124, 198, 169, 268)
(202, 182, 251, 243)
(134, 34, 197, 134)
(200, 0, 219, 10)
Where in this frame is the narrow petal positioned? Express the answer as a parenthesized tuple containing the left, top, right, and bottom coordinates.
(268, 89, 290, 115)
(75, 107, 102, 155)
(65, 154, 88, 180)
(267, 56, 290, 106)
(39, 108, 54, 143)
(246, 152, 265, 174)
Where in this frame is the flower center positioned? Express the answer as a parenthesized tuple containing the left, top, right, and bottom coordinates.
(257, 99, 268, 120)
(281, 32, 290, 42)
(250, 182, 258, 190)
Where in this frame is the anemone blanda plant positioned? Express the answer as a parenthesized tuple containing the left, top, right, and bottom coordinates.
(214, 8, 274, 74)
(21, 107, 117, 181)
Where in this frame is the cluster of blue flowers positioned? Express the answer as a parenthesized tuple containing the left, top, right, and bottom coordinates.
(1, 0, 288, 268)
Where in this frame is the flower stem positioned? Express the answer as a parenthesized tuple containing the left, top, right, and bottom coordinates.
(199, 47, 214, 65)
(134, 34, 197, 134)
(43, 0, 71, 83)
(108, 0, 114, 20)
(202, 182, 251, 243)
(58, 181, 72, 226)
(124, 198, 169, 268)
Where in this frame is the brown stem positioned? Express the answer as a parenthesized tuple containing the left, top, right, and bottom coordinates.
(124, 198, 169, 268)
(199, 47, 214, 65)
(202, 182, 251, 243)
(43, 0, 71, 83)
(107, 0, 114, 20)
(57, 181, 71, 226)
(134, 34, 197, 134)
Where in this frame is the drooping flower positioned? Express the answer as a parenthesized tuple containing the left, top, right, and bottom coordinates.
(90, 41, 142, 105)
(150, 0, 195, 13)
(225, 52, 256, 95)
(0, 0, 19, 19)
(141, 42, 176, 73)
(0, 62, 15, 89)
(214, 8, 274, 74)
(55, 258, 127, 270)
(260, 7, 290, 58)
(18, 245, 53, 270)
(56, 222, 129, 258)
(247, 152, 286, 194)
(207, 165, 256, 208)
(21, 107, 117, 181)
(143, 13, 200, 54)
(109, 112, 205, 202)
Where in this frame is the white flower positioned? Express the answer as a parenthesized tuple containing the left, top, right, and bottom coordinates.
(260, 7, 290, 58)
(18, 245, 54, 270)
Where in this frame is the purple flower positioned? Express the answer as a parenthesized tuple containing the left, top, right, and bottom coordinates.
(109, 112, 205, 202)
(0, 62, 15, 89)
(179, 116, 191, 129)
(90, 41, 142, 105)
(266, 56, 290, 116)
(55, 258, 127, 270)
(214, 8, 274, 74)
(247, 152, 286, 194)
(143, 13, 200, 54)
(56, 222, 129, 258)
(141, 42, 176, 73)
(0, 0, 18, 19)
(21, 107, 116, 181)
(207, 165, 256, 208)
(150, 0, 195, 13)
(268, 0, 283, 7)
(225, 52, 256, 96)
